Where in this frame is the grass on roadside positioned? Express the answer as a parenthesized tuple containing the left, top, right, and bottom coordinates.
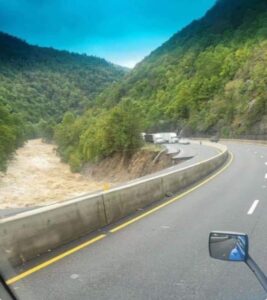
(141, 143, 164, 152)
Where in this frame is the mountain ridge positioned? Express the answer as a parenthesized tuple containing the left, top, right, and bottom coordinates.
(96, 0, 266, 137)
(0, 31, 127, 123)
(0, 31, 127, 70)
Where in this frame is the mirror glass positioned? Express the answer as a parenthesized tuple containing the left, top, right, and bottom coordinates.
(209, 232, 248, 262)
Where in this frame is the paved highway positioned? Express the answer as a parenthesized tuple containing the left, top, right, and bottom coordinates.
(3, 142, 267, 300)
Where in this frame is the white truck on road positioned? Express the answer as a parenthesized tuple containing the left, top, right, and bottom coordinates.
(143, 132, 178, 144)
(144, 133, 165, 144)
(160, 132, 179, 144)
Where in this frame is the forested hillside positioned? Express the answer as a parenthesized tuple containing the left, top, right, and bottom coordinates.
(96, 0, 267, 137)
(52, 0, 267, 172)
(0, 32, 127, 171)
(0, 32, 127, 123)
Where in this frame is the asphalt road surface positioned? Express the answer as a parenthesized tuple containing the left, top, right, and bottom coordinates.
(3, 141, 267, 300)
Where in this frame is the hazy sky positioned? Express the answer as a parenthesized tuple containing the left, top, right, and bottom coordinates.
(0, 0, 216, 67)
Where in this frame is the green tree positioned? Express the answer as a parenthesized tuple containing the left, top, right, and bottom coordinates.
(0, 105, 26, 171)
(79, 100, 144, 163)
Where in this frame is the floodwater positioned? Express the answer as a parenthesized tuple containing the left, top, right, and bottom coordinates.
(0, 139, 104, 208)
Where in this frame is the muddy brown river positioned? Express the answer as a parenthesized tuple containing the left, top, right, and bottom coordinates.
(0, 139, 105, 208)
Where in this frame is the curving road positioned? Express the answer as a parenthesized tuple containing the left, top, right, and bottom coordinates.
(3, 141, 267, 300)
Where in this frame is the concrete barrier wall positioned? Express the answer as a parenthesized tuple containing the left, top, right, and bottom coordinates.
(220, 138, 267, 145)
(0, 142, 228, 266)
(0, 193, 107, 266)
(103, 177, 164, 224)
(191, 137, 267, 146)
(103, 142, 227, 224)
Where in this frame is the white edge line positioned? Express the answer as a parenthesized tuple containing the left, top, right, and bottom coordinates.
(247, 200, 259, 215)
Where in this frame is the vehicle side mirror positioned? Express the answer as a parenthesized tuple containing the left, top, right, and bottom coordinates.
(209, 231, 248, 262)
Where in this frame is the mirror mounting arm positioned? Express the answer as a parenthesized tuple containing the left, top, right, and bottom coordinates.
(0, 273, 17, 300)
(246, 255, 267, 293)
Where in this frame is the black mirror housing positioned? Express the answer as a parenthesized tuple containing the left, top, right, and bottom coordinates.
(209, 231, 249, 262)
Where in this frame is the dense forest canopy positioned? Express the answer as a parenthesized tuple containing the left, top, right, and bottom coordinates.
(0, 105, 24, 171)
(0, 32, 127, 171)
(96, 0, 267, 136)
(0, 32, 127, 123)
(54, 100, 144, 172)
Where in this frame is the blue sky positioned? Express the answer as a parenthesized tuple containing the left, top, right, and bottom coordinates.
(0, 0, 216, 67)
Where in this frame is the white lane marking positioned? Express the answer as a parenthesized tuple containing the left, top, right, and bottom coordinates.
(161, 225, 170, 229)
(247, 200, 259, 215)
(265, 162, 267, 165)
(265, 174, 267, 179)
(70, 274, 79, 280)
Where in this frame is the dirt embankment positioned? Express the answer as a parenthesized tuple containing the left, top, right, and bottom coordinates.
(82, 149, 174, 183)
(0, 140, 175, 209)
